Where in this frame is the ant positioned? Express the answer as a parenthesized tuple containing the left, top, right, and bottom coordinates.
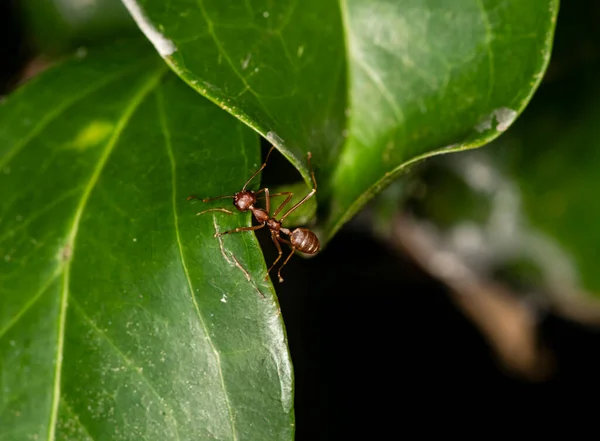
(188, 146, 320, 283)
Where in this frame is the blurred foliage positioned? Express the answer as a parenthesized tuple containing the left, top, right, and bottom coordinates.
(17, 0, 135, 53)
(410, 164, 491, 229)
(405, 1, 600, 302)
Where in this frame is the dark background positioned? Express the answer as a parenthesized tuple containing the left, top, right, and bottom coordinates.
(3, 1, 599, 438)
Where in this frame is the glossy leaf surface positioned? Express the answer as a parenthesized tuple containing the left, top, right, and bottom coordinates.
(124, 0, 559, 238)
(0, 41, 293, 441)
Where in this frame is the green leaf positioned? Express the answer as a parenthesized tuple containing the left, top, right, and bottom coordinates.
(497, 61, 600, 298)
(404, 59, 600, 302)
(123, 0, 559, 239)
(0, 40, 293, 440)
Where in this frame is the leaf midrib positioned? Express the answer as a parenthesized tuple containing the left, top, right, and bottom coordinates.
(156, 87, 239, 441)
(46, 65, 168, 441)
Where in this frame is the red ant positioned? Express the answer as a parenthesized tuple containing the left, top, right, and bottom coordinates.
(188, 147, 320, 283)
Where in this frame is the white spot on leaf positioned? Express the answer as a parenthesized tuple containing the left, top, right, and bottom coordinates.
(266, 131, 284, 146)
(475, 107, 518, 133)
(241, 53, 252, 70)
(75, 47, 88, 59)
(494, 107, 518, 131)
(59, 244, 73, 262)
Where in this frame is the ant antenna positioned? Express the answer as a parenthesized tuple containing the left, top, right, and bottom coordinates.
(279, 152, 317, 222)
(242, 146, 276, 191)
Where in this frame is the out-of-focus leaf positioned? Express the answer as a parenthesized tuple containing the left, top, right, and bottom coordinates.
(0, 40, 293, 441)
(122, 0, 559, 240)
(405, 60, 600, 304)
(18, 0, 135, 53)
(504, 63, 600, 298)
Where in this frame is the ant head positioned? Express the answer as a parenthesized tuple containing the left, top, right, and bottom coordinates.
(233, 190, 256, 212)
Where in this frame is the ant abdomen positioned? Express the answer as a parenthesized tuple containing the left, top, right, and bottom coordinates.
(290, 228, 320, 255)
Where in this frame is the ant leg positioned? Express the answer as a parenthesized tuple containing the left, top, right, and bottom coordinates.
(264, 188, 271, 214)
(242, 146, 276, 191)
(279, 152, 317, 222)
(257, 191, 294, 216)
(257, 191, 292, 199)
(197, 208, 234, 216)
(277, 245, 296, 283)
(265, 231, 283, 281)
(216, 223, 265, 238)
(272, 192, 294, 218)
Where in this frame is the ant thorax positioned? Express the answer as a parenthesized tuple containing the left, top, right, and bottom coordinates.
(233, 190, 256, 211)
(266, 217, 281, 231)
(253, 208, 270, 223)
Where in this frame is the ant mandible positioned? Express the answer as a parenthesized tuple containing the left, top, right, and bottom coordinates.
(188, 146, 320, 283)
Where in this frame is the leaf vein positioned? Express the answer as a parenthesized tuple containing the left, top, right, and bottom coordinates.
(354, 56, 405, 126)
(0, 63, 145, 171)
(0, 269, 61, 340)
(156, 87, 239, 441)
(46, 66, 167, 441)
(0, 186, 84, 246)
(69, 299, 181, 439)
